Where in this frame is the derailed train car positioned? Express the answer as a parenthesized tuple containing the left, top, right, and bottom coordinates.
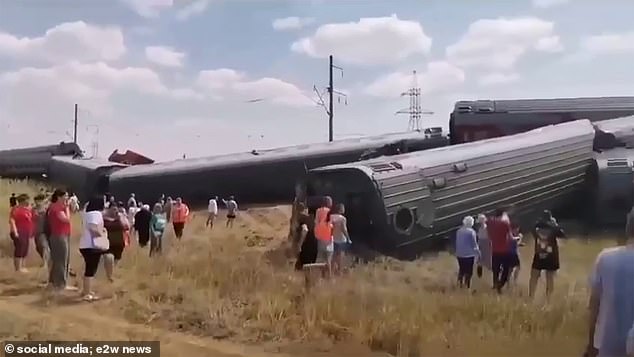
(48, 156, 128, 201)
(0, 142, 82, 178)
(450, 96, 634, 144)
(108, 130, 449, 206)
(304, 120, 596, 259)
(587, 116, 634, 226)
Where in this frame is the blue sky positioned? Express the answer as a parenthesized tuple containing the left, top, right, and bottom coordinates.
(1, 0, 633, 160)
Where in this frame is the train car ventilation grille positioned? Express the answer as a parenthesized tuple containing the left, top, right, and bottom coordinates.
(607, 159, 628, 167)
(369, 163, 399, 173)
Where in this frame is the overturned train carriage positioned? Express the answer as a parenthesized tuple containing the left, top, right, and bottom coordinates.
(0, 142, 82, 178)
(48, 156, 128, 201)
(108, 131, 448, 206)
(588, 116, 634, 226)
(305, 119, 596, 259)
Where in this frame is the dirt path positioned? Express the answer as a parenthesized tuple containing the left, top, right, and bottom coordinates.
(0, 281, 289, 357)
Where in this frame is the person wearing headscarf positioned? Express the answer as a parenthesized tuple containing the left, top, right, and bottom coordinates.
(455, 216, 480, 288)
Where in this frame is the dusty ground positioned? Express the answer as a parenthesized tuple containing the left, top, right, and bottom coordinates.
(0, 180, 620, 356)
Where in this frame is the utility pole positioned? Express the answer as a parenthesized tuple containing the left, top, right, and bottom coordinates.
(396, 70, 434, 131)
(73, 103, 78, 144)
(314, 55, 347, 142)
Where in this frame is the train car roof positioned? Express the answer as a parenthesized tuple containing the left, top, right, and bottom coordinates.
(453, 96, 634, 114)
(110, 130, 446, 178)
(51, 156, 128, 170)
(0, 142, 81, 156)
(594, 115, 634, 136)
(313, 119, 595, 177)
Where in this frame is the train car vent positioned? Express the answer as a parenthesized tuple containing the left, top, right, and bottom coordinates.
(452, 162, 468, 173)
(431, 177, 447, 189)
(457, 105, 472, 113)
(607, 159, 628, 167)
(477, 107, 494, 113)
(369, 163, 396, 173)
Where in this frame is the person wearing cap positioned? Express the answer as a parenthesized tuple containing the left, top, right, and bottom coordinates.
(529, 210, 564, 298)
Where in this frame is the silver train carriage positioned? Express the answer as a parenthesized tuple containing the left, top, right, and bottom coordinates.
(304, 119, 596, 259)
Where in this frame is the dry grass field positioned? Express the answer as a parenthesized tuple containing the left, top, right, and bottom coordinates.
(0, 179, 620, 356)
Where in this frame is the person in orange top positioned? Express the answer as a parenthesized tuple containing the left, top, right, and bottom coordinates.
(9, 194, 33, 273)
(314, 196, 334, 278)
(171, 197, 190, 240)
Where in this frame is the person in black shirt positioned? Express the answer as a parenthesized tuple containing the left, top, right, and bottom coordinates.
(134, 205, 152, 247)
(294, 202, 318, 271)
(529, 210, 564, 298)
(9, 193, 17, 208)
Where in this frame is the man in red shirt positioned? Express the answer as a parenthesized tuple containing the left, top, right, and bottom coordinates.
(9, 194, 33, 273)
(47, 189, 73, 291)
(486, 208, 512, 293)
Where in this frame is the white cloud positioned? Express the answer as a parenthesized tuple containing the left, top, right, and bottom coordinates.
(176, 0, 210, 21)
(196, 68, 313, 107)
(446, 17, 563, 70)
(120, 0, 174, 18)
(145, 46, 186, 67)
(0, 21, 125, 64)
(365, 61, 465, 98)
(291, 14, 432, 65)
(532, 0, 570, 8)
(580, 32, 634, 55)
(272, 17, 316, 31)
(478, 72, 520, 86)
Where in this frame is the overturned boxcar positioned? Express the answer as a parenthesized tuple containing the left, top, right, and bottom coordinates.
(304, 120, 596, 259)
(0, 142, 82, 178)
(48, 156, 128, 201)
(108, 130, 449, 206)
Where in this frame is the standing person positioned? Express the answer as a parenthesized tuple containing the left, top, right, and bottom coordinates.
(149, 203, 167, 257)
(206, 196, 218, 229)
(476, 214, 492, 273)
(163, 197, 173, 223)
(9, 193, 17, 208)
(330, 203, 351, 275)
(68, 192, 80, 213)
(9, 194, 33, 273)
(294, 202, 317, 271)
(127, 202, 139, 238)
(117, 203, 131, 248)
(32, 194, 50, 269)
(585, 210, 634, 357)
(47, 189, 75, 291)
(171, 197, 189, 240)
(509, 225, 523, 286)
(314, 196, 334, 278)
(455, 216, 480, 289)
(134, 204, 152, 248)
(223, 196, 238, 229)
(127, 193, 137, 209)
(102, 203, 127, 280)
(487, 208, 513, 293)
(79, 196, 108, 301)
(529, 210, 564, 298)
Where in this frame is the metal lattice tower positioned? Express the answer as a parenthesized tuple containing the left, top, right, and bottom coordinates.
(396, 70, 434, 131)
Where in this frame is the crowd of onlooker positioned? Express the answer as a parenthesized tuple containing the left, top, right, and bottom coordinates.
(6, 189, 634, 356)
(7, 189, 238, 302)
